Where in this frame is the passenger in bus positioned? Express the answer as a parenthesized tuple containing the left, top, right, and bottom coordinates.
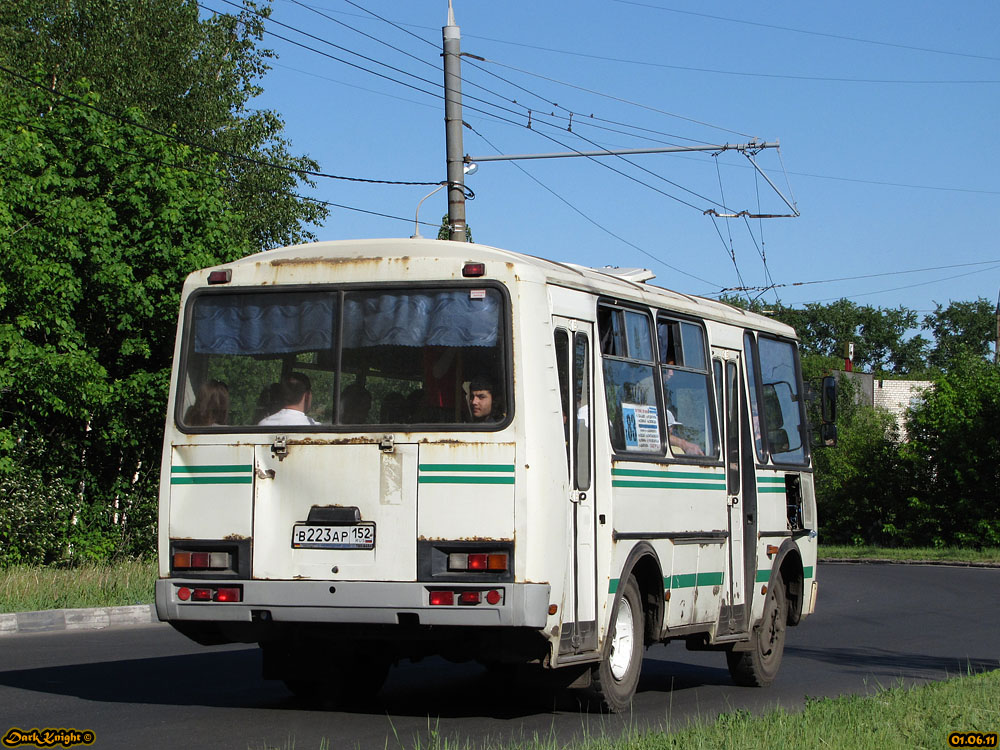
(468, 377, 502, 423)
(340, 383, 372, 424)
(379, 391, 407, 423)
(253, 382, 283, 423)
(667, 411, 703, 456)
(257, 372, 318, 426)
(184, 380, 230, 426)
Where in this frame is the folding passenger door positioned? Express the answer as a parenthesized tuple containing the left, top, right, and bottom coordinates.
(713, 349, 749, 636)
(553, 319, 598, 654)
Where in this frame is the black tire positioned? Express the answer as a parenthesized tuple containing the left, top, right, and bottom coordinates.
(590, 575, 644, 712)
(727, 572, 788, 687)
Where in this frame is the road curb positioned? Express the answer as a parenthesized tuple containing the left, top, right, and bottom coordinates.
(0, 604, 159, 636)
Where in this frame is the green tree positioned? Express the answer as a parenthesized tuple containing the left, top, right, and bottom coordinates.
(437, 214, 473, 242)
(0, 79, 248, 562)
(924, 298, 996, 371)
(901, 357, 1000, 547)
(0, 0, 326, 250)
(718, 296, 928, 375)
(811, 377, 908, 546)
(773, 299, 927, 375)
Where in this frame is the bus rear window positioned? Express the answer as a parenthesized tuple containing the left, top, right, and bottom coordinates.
(178, 287, 508, 430)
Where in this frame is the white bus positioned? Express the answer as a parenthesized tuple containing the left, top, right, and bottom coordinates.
(156, 238, 830, 710)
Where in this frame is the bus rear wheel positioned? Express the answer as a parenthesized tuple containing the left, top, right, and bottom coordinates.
(727, 571, 787, 687)
(590, 575, 643, 712)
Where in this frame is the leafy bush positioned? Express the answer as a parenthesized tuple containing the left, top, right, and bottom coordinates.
(0, 469, 76, 566)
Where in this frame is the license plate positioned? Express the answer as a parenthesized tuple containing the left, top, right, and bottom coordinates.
(291, 523, 375, 550)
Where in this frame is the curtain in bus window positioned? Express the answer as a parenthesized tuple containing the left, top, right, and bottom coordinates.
(193, 293, 335, 355)
(342, 291, 499, 348)
(757, 337, 807, 464)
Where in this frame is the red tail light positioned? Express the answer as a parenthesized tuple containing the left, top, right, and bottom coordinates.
(215, 587, 241, 603)
(458, 591, 481, 605)
(191, 588, 212, 601)
(429, 591, 454, 606)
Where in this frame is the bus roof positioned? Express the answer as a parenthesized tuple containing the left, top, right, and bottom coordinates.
(202, 237, 797, 340)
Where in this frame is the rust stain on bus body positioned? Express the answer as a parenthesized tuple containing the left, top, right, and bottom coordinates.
(267, 255, 416, 269)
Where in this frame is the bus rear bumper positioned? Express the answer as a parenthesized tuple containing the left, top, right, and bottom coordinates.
(156, 578, 551, 629)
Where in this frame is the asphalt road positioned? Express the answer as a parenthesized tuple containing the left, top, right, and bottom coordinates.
(1, 563, 997, 749)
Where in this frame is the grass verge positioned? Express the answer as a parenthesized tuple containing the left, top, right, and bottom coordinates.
(250, 669, 1000, 749)
(0, 558, 157, 613)
(820, 545, 1000, 564)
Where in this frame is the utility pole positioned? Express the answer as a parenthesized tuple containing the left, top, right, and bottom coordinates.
(443, 1, 467, 242)
(994, 289, 999, 365)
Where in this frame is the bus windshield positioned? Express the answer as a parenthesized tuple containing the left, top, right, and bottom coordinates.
(177, 286, 508, 430)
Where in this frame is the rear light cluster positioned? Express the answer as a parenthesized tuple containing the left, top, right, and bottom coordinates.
(429, 588, 503, 606)
(176, 585, 242, 603)
(447, 552, 508, 573)
(173, 551, 231, 571)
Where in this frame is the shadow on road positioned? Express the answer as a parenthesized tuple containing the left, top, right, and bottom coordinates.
(0, 646, 737, 719)
(785, 645, 998, 680)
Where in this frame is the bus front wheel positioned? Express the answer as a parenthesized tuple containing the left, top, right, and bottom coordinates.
(727, 571, 787, 687)
(590, 575, 643, 712)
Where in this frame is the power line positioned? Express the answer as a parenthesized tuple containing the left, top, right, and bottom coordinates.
(0, 64, 443, 187)
(0, 109, 436, 230)
(718, 259, 1000, 293)
(613, 0, 1000, 64)
(466, 124, 722, 288)
(478, 58, 756, 139)
(805, 264, 1000, 304)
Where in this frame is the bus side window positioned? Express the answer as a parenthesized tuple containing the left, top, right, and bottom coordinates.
(658, 317, 717, 458)
(743, 333, 766, 462)
(757, 336, 808, 465)
(555, 329, 572, 470)
(598, 306, 663, 454)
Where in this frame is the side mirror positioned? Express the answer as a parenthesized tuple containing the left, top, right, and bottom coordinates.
(820, 422, 838, 448)
(821, 376, 837, 424)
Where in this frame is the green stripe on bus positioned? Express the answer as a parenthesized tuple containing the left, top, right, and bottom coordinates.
(171, 465, 252, 474)
(418, 476, 515, 485)
(612, 571, 724, 595)
(612, 468, 724, 479)
(611, 480, 726, 490)
(419, 464, 515, 472)
(756, 569, 772, 583)
(804, 566, 814, 578)
(170, 476, 253, 485)
(757, 486, 787, 493)
(663, 571, 724, 589)
(757, 476, 785, 483)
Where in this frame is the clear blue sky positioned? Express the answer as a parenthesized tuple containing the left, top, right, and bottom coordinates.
(234, 0, 999, 316)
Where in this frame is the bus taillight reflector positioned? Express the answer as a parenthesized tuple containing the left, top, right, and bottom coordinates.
(447, 552, 508, 572)
(486, 590, 502, 605)
(173, 551, 230, 570)
(458, 591, 481, 605)
(429, 591, 454, 606)
(191, 588, 212, 601)
(215, 587, 241, 603)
